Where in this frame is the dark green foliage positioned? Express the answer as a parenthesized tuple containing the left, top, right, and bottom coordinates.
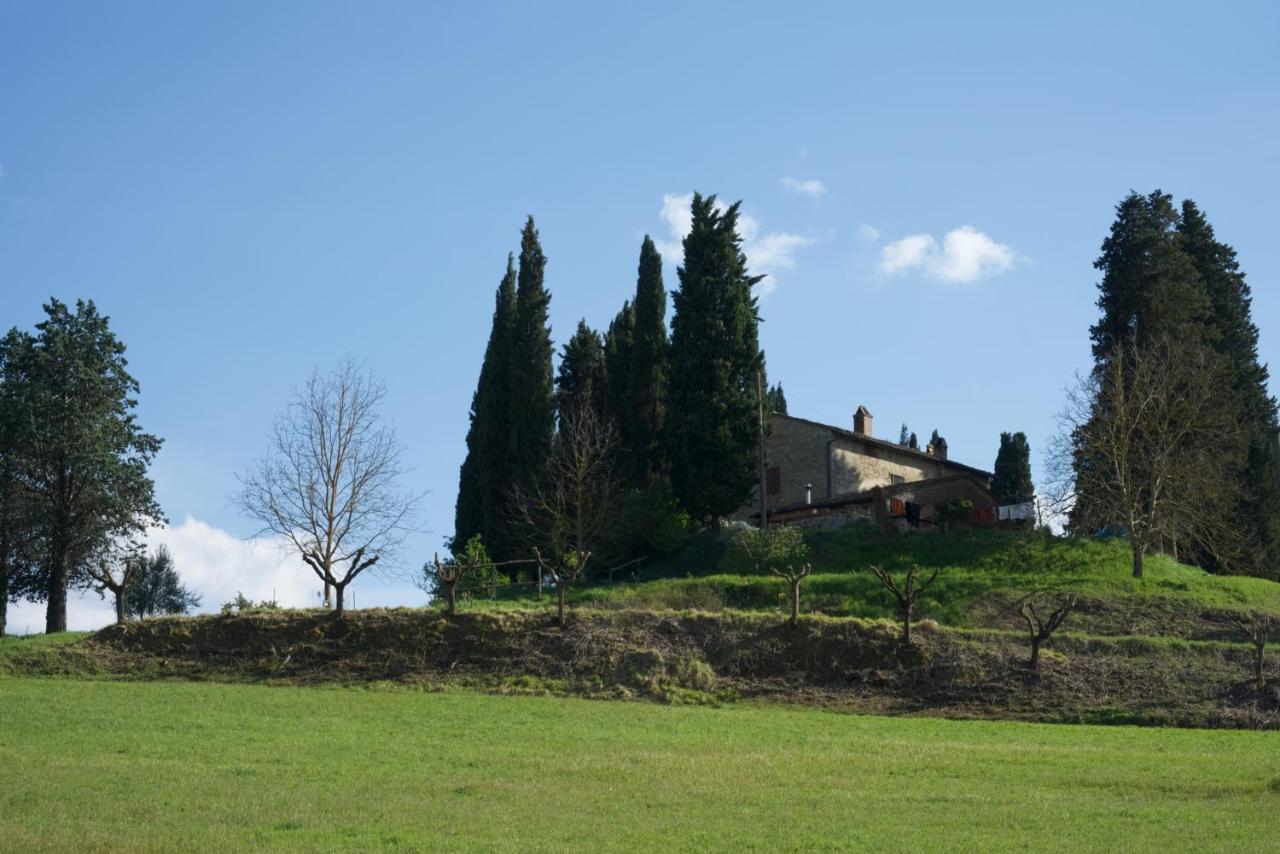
(506, 218, 557, 550)
(765, 383, 787, 415)
(124, 546, 201, 618)
(620, 236, 669, 483)
(992, 432, 1035, 505)
(603, 300, 635, 436)
(899, 424, 911, 446)
(1090, 191, 1211, 360)
(908, 433, 919, 451)
(1177, 200, 1280, 576)
(14, 299, 164, 632)
(665, 194, 765, 524)
(610, 478, 691, 560)
(0, 329, 40, 636)
(555, 320, 607, 424)
(930, 429, 941, 448)
(454, 256, 519, 558)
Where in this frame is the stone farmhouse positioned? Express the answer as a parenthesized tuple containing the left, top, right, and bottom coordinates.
(744, 406, 998, 530)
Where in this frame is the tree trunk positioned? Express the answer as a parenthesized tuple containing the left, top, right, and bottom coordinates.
(113, 587, 126, 626)
(1029, 639, 1041, 671)
(45, 546, 68, 634)
(323, 581, 332, 609)
(557, 586, 566, 628)
(0, 567, 8, 638)
(1131, 541, 1145, 579)
(333, 583, 346, 618)
(1255, 639, 1267, 691)
(447, 582, 457, 617)
(901, 605, 912, 646)
(789, 579, 801, 627)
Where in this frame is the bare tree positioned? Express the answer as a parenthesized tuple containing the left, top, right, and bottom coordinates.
(1047, 338, 1241, 578)
(85, 545, 144, 626)
(1020, 594, 1077, 671)
(234, 360, 421, 617)
(869, 564, 939, 647)
(511, 405, 619, 627)
(1243, 613, 1274, 691)
(772, 563, 812, 628)
(419, 536, 492, 617)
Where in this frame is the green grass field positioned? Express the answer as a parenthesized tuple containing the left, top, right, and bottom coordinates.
(2, 675, 1278, 851)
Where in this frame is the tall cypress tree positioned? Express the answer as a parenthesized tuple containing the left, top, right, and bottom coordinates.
(623, 236, 669, 483)
(506, 216, 556, 535)
(1178, 200, 1280, 575)
(665, 193, 764, 523)
(765, 383, 787, 415)
(556, 320, 607, 424)
(603, 300, 635, 432)
(454, 255, 518, 555)
(992, 432, 1034, 505)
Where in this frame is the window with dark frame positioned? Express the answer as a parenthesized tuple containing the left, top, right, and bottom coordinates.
(766, 466, 781, 495)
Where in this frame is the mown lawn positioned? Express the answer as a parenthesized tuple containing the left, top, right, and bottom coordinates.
(1, 676, 1278, 851)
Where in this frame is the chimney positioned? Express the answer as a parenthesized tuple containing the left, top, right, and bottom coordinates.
(928, 436, 948, 461)
(853, 405, 873, 437)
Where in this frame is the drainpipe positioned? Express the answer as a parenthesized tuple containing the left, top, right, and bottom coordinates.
(805, 483, 813, 505)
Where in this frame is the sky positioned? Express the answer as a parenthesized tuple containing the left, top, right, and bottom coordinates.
(2, 1, 1278, 631)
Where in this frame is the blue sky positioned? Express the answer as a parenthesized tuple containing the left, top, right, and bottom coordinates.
(2, 2, 1278, 629)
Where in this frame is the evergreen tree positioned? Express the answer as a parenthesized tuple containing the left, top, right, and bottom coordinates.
(1178, 200, 1280, 575)
(506, 217, 556, 545)
(765, 383, 787, 415)
(603, 300, 635, 433)
(0, 329, 39, 637)
(19, 299, 164, 632)
(454, 256, 518, 557)
(992, 431, 1035, 505)
(930, 428, 941, 448)
(899, 424, 911, 446)
(124, 545, 201, 618)
(664, 193, 764, 523)
(622, 236, 669, 483)
(556, 320, 607, 424)
(1090, 191, 1211, 361)
(908, 432, 919, 451)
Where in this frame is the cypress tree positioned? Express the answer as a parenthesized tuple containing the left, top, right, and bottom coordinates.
(1178, 200, 1280, 575)
(665, 193, 764, 524)
(603, 300, 635, 433)
(556, 320, 607, 424)
(454, 255, 518, 555)
(992, 432, 1035, 505)
(623, 236, 669, 483)
(506, 217, 556, 541)
(765, 383, 787, 415)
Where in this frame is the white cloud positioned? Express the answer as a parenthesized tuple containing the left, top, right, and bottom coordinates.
(780, 177, 826, 198)
(878, 226, 1017, 284)
(857, 224, 880, 243)
(653, 193, 813, 297)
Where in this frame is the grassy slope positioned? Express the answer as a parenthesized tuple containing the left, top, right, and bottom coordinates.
(1, 676, 1278, 852)
(498, 528, 1280, 628)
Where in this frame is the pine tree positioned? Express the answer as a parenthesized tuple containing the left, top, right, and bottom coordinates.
(454, 256, 518, 556)
(899, 424, 911, 446)
(1178, 200, 1280, 575)
(506, 217, 556, 545)
(665, 193, 764, 524)
(556, 320, 607, 424)
(603, 300, 635, 435)
(992, 432, 1035, 505)
(908, 432, 919, 451)
(623, 236, 669, 483)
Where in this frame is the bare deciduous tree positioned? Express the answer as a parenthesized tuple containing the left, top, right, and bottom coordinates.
(731, 525, 811, 627)
(85, 545, 144, 626)
(1243, 613, 1274, 691)
(1020, 594, 1077, 671)
(1047, 338, 1241, 578)
(772, 563, 812, 628)
(869, 564, 939, 647)
(419, 536, 492, 617)
(235, 360, 421, 617)
(511, 405, 619, 627)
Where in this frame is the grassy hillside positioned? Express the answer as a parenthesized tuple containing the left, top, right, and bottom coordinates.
(482, 528, 1280, 639)
(1, 676, 1277, 851)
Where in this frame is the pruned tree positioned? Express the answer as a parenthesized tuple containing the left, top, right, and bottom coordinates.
(1243, 613, 1274, 691)
(124, 546, 201, 618)
(869, 564, 939, 646)
(731, 525, 811, 626)
(1049, 337, 1241, 578)
(234, 360, 421, 617)
(1020, 594, 1077, 671)
(420, 535, 491, 617)
(511, 405, 619, 627)
(85, 545, 145, 626)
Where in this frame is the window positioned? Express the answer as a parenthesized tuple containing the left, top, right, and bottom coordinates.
(890, 474, 906, 485)
(766, 466, 782, 495)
